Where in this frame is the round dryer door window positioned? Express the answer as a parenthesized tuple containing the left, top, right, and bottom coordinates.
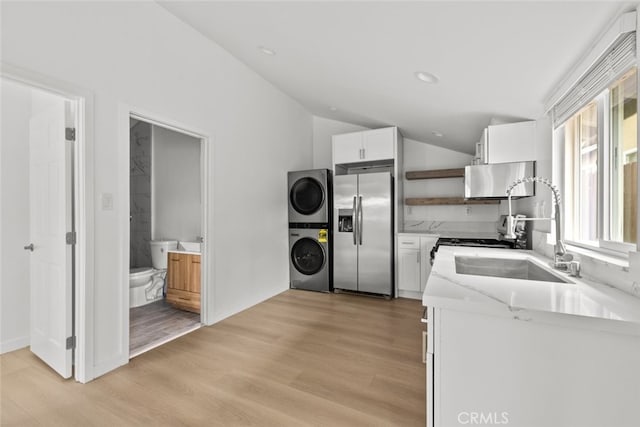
(291, 237, 325, 275)
(290, 177, 325, 215)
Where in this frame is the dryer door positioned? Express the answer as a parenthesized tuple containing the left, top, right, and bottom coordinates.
(289, 177, 325, 216)
(291, 237, 326, 275)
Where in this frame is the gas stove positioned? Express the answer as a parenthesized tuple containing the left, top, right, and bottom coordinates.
(429, 215, 527, 264)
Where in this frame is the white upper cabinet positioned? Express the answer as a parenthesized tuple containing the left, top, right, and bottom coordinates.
(362, 127, 395, 160)
(479, 121, 536, 164)
(332, 131, 363, 164)
(332, 127, 395, 165)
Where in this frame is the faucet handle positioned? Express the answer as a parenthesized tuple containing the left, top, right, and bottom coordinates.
(568, 261, 581, 278)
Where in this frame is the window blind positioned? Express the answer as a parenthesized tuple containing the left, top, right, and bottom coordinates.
(552, 31, 636, 128)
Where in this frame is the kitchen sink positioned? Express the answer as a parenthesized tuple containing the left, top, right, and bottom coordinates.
(454, 256, 572, 283)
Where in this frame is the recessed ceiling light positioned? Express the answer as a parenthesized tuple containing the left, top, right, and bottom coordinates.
(329, 106, 338, 112)
(258, 46, 276, 56)
(432, 131, 444, 138)
(415, 71, 439, 84)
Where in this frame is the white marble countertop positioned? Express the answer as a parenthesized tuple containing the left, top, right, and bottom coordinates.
(423, 246, 640, 336)
(398, 231, 440, 237)
(400, 230, 500, 239)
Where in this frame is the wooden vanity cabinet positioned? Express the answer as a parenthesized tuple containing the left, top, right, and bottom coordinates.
(166, 252, 201, 314)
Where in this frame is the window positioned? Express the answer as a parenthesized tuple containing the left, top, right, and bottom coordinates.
(609, 70, 638, 245)
(560, 68, 638, 252)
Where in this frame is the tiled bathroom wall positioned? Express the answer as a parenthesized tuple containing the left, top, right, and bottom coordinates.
(130, 120, 152, 268)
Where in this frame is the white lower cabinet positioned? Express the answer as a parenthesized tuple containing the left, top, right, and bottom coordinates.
(398, 247, 421, 292)
(397, 234, 439, 299)
(425, 306, 640, 427)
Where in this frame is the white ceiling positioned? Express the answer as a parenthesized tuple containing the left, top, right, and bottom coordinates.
(159, 1, 627, 154)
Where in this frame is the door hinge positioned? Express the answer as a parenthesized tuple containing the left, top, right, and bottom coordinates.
(66, 231, 77, 245)
(65, 127, 76, 141)
(66, 336, 76, 350)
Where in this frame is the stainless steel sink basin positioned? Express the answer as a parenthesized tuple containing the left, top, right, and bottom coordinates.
(454, 256, 572, 283)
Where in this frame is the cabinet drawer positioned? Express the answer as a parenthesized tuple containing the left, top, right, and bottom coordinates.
(166, 288, 201, 313)
(398, 236, 420, 249)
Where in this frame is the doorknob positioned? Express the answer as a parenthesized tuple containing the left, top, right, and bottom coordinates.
(24, 243, 34, 252)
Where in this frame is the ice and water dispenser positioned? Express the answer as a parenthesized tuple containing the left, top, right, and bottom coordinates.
(337, 209, 353, 233)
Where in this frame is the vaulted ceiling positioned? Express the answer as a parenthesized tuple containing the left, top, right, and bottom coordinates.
(159, 1, 626, 153)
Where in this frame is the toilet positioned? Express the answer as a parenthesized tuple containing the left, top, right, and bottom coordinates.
(129, 239, 178, 308)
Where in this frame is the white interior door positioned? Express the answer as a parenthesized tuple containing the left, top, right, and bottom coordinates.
(28, 95, 73, 378)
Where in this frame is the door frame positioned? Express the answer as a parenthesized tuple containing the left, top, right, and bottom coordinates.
(1, 61, 95, 383)
(118, 104, 213, 357)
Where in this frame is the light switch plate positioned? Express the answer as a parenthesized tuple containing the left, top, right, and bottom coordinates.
(101, 193, 113, 211)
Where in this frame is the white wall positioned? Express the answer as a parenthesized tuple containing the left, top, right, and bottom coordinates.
(0, 79, 31, 353)
(1, 1, 313, 378)
(312, 116, 369, 169)
(152, 125, 201, 242)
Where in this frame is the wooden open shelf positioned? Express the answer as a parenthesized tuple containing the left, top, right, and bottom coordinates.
(405, 197, 500, 206)
(405, 167, 499, 206)
(406, 168, 465, 180)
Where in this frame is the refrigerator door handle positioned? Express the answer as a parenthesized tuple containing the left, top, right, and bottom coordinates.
(352, 196, 357, 246)
(358, 195, 363, 245)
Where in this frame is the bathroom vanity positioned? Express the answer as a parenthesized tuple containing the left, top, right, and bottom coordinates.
(166, 251, 201, 314)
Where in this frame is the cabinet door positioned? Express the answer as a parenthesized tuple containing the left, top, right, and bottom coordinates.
(167, 253, 182, 290)
(420, 237, 439, 291)
(398, 248, 421, 292)
(363, 127, 394, 161)
(188, 255, 201, 294)
(487, 121, 536, 163)
(426, 352, 434, 427)
(332, 132, 363, 164)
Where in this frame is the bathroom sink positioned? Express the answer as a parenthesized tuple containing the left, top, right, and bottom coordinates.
(454, 256, 572, 283)
(178, 241, 201, 253)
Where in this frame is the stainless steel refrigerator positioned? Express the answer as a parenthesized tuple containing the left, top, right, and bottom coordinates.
(333, 171, 393, 296)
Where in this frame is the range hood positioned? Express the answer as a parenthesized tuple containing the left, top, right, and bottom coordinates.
(464, 161, 535, 199)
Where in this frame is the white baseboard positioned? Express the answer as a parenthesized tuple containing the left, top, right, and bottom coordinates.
(398, 289, 423, 300)
(0, 336, 29, 354)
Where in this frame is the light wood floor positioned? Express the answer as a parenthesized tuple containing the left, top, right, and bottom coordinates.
(1, 290, 425, 426)
(130, 299, 201, 357)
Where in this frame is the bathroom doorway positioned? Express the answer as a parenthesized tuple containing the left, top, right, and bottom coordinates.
(128, 115, 206, 358)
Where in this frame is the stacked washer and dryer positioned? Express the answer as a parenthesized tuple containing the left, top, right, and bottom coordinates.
(287, 169, 332, 292)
